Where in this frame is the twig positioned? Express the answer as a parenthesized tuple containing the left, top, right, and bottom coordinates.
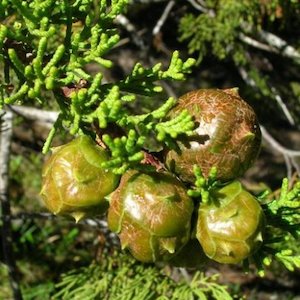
(269, 85, 295, 126)
(4, 211, 112, 231)
(239, 30, 300, 65)
(179, 268, 192, 282)
(186, 0, 215, 17)
(237, 66, 295, 126)
(186, 0, 300, 63)
(237, 66, 257, 87)
(238, 33, 278, 54)
(186, 0, 207, 13)
(3, 212, 120, 246)
(257, 29, 300, 63)
(0, 110, 23, 300)
(160, 81, 177, 98)
(115, 14, 146, 49)
(152, 0, 175, 36)
(115, 14, 137, 34)
(231, 65, 300, 177)
(260, 125, 300, 178)
(8, 105, 58, 124)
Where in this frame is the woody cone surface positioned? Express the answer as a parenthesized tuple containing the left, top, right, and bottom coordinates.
(165, 88, 261, 182)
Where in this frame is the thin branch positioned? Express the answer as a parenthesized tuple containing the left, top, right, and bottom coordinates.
(115, 14, 146, 49)
(186, 0, 205, 11)
(260, 125, 300, 179)
(152, 0, 175, 35)
(3, 211, 113, 232)
(0, 110, 23, 300)
(186, 0, 300, 63)
(8, 105, 58, 124)
(179, 268, 192, 282)
(3, 212, 120, 246)
(260, 125, 300, 157)
(237, 66, 257, 87)
(269, 85, 295, 126)
(160, 81, 177, 98)
(238, 33, 278, 54)
(291, 157, 300, 175)
(237, 66, 295, 126)
(283, 153, 292, 180)
(239, 30, 300, 64)
(115, 14, 136, 34)
(258, 29, 300, 63)
(234, 65, 299, 176)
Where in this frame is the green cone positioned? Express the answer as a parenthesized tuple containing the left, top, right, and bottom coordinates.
(40, 135, 120, 221)
(108, 170, 194, 263)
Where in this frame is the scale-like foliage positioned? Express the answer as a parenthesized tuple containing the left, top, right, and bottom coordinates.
(2, 1, 300, 299)
(253, 178, 300, 275)
(179, 0, 300, 125)
(0, 0, 196, 174)
(53, 251, 233, 300)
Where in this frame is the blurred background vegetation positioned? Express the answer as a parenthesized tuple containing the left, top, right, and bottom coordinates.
(1, 0, 300, 299)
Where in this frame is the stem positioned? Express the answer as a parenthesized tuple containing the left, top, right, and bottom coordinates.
(0, 110, 23, 300)
(64, 0, 72, 60)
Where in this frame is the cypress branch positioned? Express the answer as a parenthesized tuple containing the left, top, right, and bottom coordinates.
(52, 252, 233, 300)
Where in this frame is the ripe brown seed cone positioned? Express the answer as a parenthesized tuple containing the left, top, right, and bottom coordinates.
(165, 88, 261, 182)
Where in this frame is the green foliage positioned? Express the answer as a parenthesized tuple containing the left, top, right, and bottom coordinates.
(2, 1, 300, 299)
(53, 251, 233, 300)
(187, 165, 219, 203)
(179, 0, 300, 125)
(188, 166, 300, 274)
(22, 282, 55, 300)
(1, 0, 196, 174)
(253, 178, 300, 276)
(0, 264, 13, 300)
(179, 0, 300, 63)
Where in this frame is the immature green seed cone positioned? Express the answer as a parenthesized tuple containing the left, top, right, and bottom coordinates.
(108, 170, 194, 263)
(165, 88, 261, 182)
(40, 136, 120, 221)
(196, 181, 265, 264)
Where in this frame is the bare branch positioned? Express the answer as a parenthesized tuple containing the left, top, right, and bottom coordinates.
(185, 0, 300, 63)
(269, 86, 295, 126)
(258, 30, 300, 63)
(0, 110, 23, 300)
(186, 0, 206, 12)
(260, 125, 300, 157)
(152, 0, 175, 35)
(9, 105, 58, 124)
(260, 125, 300, 179)
(115, 14, 146, 49)
(3, 212, 120, 246)
(237, 66, 295, 126)
(115, 14, 137, 34)
(237, 66, 257, 87)
(239, 29, 300, 64)
(160, 81, 177, 98)
(238, 33, 278, 54)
